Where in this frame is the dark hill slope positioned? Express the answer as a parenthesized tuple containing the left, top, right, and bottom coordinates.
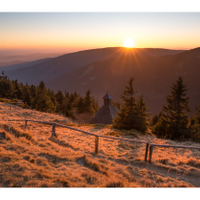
(0, 58, 52, 71)
(3, 47, 183, 85)
(46, 48, 200, 116)
(0, 52, 60, 67)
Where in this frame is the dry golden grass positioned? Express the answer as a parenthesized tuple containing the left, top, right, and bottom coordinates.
(0, 102, 200, 187)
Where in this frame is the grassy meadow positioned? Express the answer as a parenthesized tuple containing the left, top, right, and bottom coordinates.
(0, 102, 200, 187)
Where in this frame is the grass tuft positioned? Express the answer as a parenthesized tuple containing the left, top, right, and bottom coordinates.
(2, 123, 33, 141)
(0, 131, 6, 140)
(81, 172, 97, 184)
(106, 181, 124, 187)
(159, 158, 169, 165)
(83, 155, 100, 172)
(186, 158, 200, 168)
(106, 131, 121, 137)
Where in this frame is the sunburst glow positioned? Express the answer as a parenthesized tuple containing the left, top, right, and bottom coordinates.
(124, 38, 134, 48)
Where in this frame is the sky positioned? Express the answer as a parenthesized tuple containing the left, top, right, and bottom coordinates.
(1, 1, 200, 55)
(1, 12, 200, 54)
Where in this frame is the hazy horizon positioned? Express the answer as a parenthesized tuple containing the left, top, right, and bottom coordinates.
(0, 46, 196, 59)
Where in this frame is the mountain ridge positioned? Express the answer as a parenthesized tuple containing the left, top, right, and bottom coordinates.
(3, 47, 185, 85)
(3, 47, 200, 116)
(46, 47, 200, 116)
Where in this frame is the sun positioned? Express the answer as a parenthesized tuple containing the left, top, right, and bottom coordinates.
(124, 38, 134, 48)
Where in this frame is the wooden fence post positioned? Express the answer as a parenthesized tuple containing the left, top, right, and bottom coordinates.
(51, 124, 57, 138)
(25, 120, 27, 128)
(144, 143, 149, 162)
(149, 145, 154, 163)
(95, 136, 99, 154)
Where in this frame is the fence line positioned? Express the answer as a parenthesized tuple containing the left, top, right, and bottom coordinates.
(148, 143, 200, 163)
(6, 119, 149, 161)
(4, 119, 200, 163)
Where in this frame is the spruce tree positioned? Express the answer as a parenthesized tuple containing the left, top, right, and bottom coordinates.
(151, 112, 163, 126)
(30, 84, 37, 105)
(189, 105, 200, 142)
(23, 86, 32, 106)
(69, 92, 78, 107)
(55, 90, 64, 111)
(135, 95, 149, 133)
(113, 78, 149, 132)
(111, 101, 122, 110)
(82, 89, 98, 115)
(0, 79, 14, 98)
(13, 79, 23, 99)
(30, 85, 36, 96)
(77, 96, 85, 113)
(65, 91, 69, 98)
(49, 90, 58, 110)
(32, 81, 55, 112)
(195, 105, 200, 125)
(0, 79, 7, 97)
(152, 77, 191, 140)
(113, 78, 136, 130)
(61, 96, 74, 118)
(121, 78, 136, 113)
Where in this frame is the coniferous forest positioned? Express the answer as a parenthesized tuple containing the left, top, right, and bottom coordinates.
(0, 72, 98, 121)
(1, 71, 200, 143)
(113, 77, 200, 142)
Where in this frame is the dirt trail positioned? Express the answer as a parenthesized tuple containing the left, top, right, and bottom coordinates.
(105, 156, 200, 187)
(134, 162, 199, 187)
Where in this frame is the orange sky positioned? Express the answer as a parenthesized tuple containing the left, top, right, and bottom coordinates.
(1, 13, 200, 54)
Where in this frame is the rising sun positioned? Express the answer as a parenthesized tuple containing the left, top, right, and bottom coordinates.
(124, 38, 134, 48)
